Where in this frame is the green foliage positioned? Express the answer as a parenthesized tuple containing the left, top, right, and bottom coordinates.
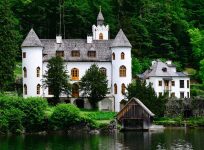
(0, 108, 24, 134)
(43, 56, 71, 101)
(132, 58, 142, 77)
(126, 79, 167, 117)
(0, 95, 48, 132)
(0, 0, 21, 91)
(80, 64, 108, 108)
(50, 104, 81, 130)
(199, 59, 204, 84)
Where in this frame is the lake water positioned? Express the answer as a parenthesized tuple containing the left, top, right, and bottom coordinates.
(0, 128, 203, 150)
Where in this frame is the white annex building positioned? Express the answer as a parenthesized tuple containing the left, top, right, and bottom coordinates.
(139, 60, 190, 98)
(21, 10, 132, 112)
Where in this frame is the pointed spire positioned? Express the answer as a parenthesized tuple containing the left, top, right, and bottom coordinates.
(97, 6, 104, 25)
(21, 28, 43, 47)
(111, 29, 132, 48)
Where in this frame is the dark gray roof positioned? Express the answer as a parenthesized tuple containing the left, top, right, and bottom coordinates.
(21, 29, 43, 47)
(42, 39, 113, 62)
(111, 29, 132, 48)
(97, 10, 104, 21)
(141, 60, 188, 78)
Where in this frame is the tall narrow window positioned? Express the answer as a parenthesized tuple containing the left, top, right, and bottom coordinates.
(71, 68, 79, 80)
(112, 52, 115, 60)
(23, 67, 27, 78)
(24, 84, 27, 95)
(180, 92, 184, 98)
(121, 83, 126, 94)
(158, 81, 162, 86)
(100, 67, 107, 76)
(121, 52, 125, 60)
(48, 87, 53, 95)
(114, 84, 117, 94)
(99, 33, 103, 40)
(36, 67, 40, 77)
(187, 80, 189, 88)
(171, 81, 175, 86)
(37, 84, 40, 95)
(23, 52, 26, 58)
(119, 66, 126, 77)
(180, 80, 184, 88)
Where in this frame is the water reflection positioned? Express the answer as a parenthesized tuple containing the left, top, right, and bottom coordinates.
(0, 128, 203, 150)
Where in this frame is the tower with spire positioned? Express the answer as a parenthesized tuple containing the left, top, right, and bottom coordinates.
(92, 7, 109, 40)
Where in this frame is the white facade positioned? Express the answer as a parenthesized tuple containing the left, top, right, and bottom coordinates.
(92, 25, 109, 40)
(21, 10, 132, 112)
(143, 60, 190, 99)
(22, 47, 43, 98)
(111, 47, 132, 111)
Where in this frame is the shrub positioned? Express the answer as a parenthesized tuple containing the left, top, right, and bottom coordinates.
(0, 108, 24, 133)
(0, 95, 48, 132)
(50, 104, 81, 130)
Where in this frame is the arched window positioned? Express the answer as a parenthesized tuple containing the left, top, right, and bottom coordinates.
(72, 83, 79, 98)
(100, 67, 107, 76)
(37, 84, 40, 95)
(114, 84, 117, 94)
(99, 33, 103, 40)
(23, 67, 27, 78)
(71, 68, 79, 80)
(112, 52, 115, 60)
(24, 84, 27, 95)
(119, 66, 126, 77)
(36, 67, 40, 77)
(121, 52, 125, 60)
(121, 83, 126, 94)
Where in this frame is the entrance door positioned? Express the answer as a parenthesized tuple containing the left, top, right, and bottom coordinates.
(72, 83, 79, 98)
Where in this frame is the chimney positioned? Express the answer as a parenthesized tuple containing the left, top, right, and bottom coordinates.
(87, 35, 93, 43)
(56, 35, 62, 44)
(166, 60, 172, 65)
(151, 60, 156, 66)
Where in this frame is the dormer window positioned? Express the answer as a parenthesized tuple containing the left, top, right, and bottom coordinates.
(56, 51, 64, 57)
(71, 50, 80, 57)
(88, 51, 96, 58)
(162, 67, 167, 72)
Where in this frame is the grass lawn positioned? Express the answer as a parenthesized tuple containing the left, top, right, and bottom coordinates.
(45, 106, 116, 124)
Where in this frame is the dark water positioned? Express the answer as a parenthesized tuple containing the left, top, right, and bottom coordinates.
(0, 128, 203, 150)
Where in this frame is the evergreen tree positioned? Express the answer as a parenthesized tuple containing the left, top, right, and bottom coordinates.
(127, 79, 167, 117)
(0, 0, 21, 91)
(43, 56, 71, 102)
(80, 64, 108, 108)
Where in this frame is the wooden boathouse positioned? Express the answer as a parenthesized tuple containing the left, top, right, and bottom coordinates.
(117, 97, 155, 130)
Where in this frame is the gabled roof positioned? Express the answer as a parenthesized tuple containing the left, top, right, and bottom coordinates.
(140, 60, 188, 78)
(21, 28, 43, 47)
(97, 10, 104, 21)
(117, 97, 155, 120)
(111, 29, 132, 48)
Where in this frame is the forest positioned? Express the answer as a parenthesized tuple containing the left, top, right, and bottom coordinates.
(1, 0, 204, 91)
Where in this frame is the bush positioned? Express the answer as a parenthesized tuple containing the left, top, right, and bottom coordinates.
(0, 108, 24, 133)
(0, 95, 48, 132)
(50, 104, 81, 130)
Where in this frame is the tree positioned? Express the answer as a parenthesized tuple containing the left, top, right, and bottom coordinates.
(0, 0, 21, 92)
(126, 79, 167, 117)
(199, 59, 204, 84)
(80, 64, 108, 108)
(43, 56, 71, 102)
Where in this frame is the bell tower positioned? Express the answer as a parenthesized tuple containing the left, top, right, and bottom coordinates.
(92, 7, 109, 40)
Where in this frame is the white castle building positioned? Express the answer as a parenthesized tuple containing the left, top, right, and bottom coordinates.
(139, 60, 190, 98)
(21, 10, 132, 112)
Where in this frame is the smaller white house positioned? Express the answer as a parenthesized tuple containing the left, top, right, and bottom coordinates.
(138, 60, 190, 98)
